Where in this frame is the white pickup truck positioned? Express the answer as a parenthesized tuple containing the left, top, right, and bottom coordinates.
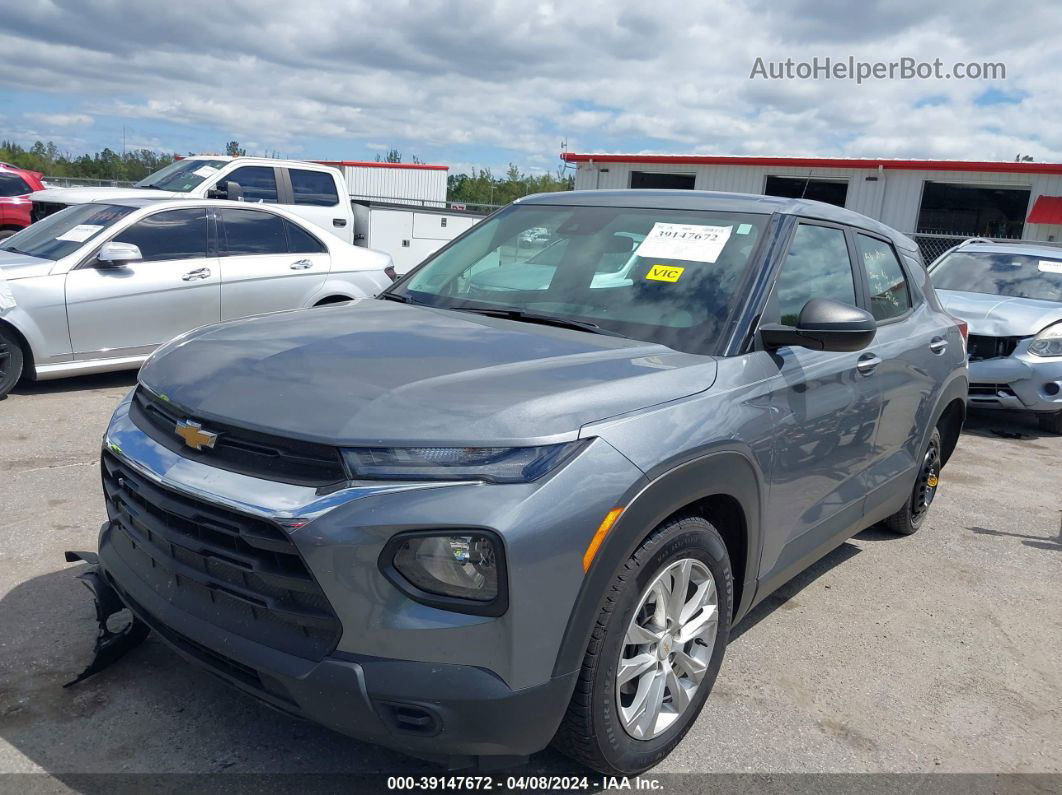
(30, 157, 357, 243)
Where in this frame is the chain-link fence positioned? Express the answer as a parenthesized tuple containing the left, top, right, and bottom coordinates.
(911, 230, 1026, 265)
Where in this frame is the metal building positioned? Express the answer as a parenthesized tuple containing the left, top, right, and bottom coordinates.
(562, 153, 1062, 261)
(316, 160, 449, 206)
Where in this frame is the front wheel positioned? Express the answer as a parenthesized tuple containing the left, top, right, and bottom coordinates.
(0, 326, 24, 399)
(552, 514, 733, 774)
(1037, 410, 1062, 435)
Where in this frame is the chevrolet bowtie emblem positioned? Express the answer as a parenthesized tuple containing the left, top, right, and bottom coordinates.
(175, 419, 218, 451)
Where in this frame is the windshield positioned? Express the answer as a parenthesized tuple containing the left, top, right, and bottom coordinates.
(392, 204, 767, 354)
(0, 203, 135, 261)
(134, 159, 226, 192)
(931, 250, 1062, 303)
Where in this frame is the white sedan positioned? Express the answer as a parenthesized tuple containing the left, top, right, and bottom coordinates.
(0, 198, 393, 398)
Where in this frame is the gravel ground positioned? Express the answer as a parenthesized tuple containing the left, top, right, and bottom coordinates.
(0, 371, 1059, 787)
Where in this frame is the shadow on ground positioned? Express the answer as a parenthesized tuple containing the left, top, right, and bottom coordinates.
(11, 370, 139, 397)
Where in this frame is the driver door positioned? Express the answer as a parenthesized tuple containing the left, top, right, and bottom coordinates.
(64, 207, 220, 360)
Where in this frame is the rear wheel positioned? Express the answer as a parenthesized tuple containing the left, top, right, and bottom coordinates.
(0, 325, 24, 399)
(882, 427, 941, 535)
(553, 514, 732, 774)
(1037, 410, 1062, 435)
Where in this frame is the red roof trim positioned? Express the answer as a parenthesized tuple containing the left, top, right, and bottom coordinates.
(314, 160, 448, 171)
(561, 152, 1062, 175)
(1027, 195, 1062, 225)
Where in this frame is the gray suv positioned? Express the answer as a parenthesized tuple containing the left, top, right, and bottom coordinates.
(81, 190, 968, 774)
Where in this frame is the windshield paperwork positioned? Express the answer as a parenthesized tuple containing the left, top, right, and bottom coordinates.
(393, 204, 767, 354)
(931, 251, 1062, 303)
(134, 158, 226, 192)
(0, 203, 135, 261)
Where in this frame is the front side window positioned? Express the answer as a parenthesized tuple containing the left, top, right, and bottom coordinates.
(219, 208, 287, 255)
(224, 166, 278, 204)
(112, 208, 208, 262)
(394, 204, 768, 354)
(135, 159, 226, 192)
(290, 169, 339, 206)
(0, 172, 31, 197)
(857, 234, 911, 320)
(0, 203, 135, 261)
(771, 224, 856, 325)
(930, 251, 1062, 303)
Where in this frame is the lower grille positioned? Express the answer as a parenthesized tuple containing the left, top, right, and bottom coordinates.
(102, 451, 341, 661)
(969, 383, 1018, 398)
(129, 387, 346, 487)
(967, 335, 1021, 362)
(30, 201, 67, 223)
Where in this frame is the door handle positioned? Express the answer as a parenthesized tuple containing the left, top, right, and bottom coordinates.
(929, 337, 948, 354)
(181, 267, 211, 281)
(333, 218, 347, 227)
(290, 259, 313, 270)
(856, 353, 881, 375)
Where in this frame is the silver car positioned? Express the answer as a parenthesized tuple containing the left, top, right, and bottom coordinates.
(930, 239, 1062, 433)
(0, 198, 393, 398)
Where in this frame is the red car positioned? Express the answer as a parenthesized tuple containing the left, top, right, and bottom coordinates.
(0, 164, 45, 240)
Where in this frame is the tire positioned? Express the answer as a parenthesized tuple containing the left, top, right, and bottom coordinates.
(0, 229, 17, 241)
(881, 427, 942, 535)
(1037, 411, 1062, 435)
(0, 325, 24, 399)
(552, 514, 733, 775)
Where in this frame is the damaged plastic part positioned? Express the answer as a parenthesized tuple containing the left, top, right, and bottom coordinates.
(63, 550, 150, 687)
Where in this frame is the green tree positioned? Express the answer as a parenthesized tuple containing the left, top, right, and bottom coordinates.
(225, 140, 246, 157)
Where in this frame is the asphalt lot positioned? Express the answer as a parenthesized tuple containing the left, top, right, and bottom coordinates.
(0, 371, 1060, 785)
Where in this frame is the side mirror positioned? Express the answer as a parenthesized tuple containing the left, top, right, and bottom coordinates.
(96, 242, 142, 268)
(760, 298, 876, 352)
(207, 180, 243, 201)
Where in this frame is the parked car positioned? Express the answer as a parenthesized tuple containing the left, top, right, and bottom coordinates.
(28, 156, 358, 243)
(0, 164, 45, 240)
(0, 198, 393, 398)
(77, 190, 967, 774)
(929, 239, 1062, 433)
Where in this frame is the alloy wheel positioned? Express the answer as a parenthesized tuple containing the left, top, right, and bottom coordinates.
(0, 338, 9, 380)
(617, 558, 718, 740)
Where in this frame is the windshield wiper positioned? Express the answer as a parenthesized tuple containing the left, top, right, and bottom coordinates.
(447, 306, 626, 338)
(379, 292, 414, 304)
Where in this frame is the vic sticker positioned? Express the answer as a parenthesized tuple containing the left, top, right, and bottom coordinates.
(646, 264, 685, 282)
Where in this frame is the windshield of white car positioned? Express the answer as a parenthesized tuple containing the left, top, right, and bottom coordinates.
(134, 159, 226, 192)
(931, 251, 1062, 303)
(0, 203, 135, 261)
(390, 204, 767, 355)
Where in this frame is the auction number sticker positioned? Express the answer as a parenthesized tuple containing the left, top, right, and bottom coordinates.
(635, 222, 733, 263)
(1038, 259, 1062, 274)
(56, 224, 104, 243)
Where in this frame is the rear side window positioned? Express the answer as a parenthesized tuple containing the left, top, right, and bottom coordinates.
(219, 208, 287, 255)
(112, 208, 208, 262)
(773, 224, 856, 325)
(225, 166, 278, 203)
(284, 219, 326, 253)
(857, 234, 911, 320)
(0, 172, 31, 197)
(289, 169, 339, 206)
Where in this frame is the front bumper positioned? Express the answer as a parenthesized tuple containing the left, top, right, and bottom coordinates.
(967, 347, 1062, 413)
(96, 532, 574, 761)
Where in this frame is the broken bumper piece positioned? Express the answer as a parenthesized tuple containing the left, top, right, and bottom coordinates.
(63, 549, 149, 688)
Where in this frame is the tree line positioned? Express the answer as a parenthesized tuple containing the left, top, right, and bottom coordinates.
(0, 140, 573, 203)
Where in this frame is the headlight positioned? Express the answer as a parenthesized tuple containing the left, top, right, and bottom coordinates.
(381, 530, 507, 615)
(341, 440, 587, 483)
(1029, 322, 1062, 357)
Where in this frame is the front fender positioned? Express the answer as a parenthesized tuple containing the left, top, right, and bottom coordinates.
(550, 446, 763, 678)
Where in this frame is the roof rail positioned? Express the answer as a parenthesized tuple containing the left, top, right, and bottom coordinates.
(959, 237, 996, 246)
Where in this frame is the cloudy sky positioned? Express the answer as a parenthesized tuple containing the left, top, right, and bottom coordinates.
(1, 0, 1060, 172)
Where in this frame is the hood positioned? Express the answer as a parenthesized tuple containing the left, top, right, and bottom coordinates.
(29, 186, 176, 204)
(937, 289, 1062, 337)
(139, 300, 717, 446)
(0, 250, 54, 280)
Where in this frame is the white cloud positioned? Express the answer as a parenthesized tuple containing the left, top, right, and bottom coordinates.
(0, 0, 1060, 164)
(23, 112, 94, 127)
